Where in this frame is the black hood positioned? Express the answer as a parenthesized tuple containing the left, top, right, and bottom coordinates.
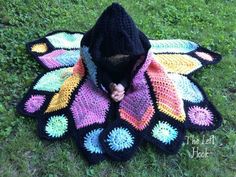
(80, 2, 151, 64)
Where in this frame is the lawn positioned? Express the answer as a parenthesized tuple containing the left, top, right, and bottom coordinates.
(0, 0, 236, 176)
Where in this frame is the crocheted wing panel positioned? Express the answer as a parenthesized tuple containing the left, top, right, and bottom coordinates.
(145, 59, 222, 132)
(150, 39, 221, 75)
(70, 78, 110, 129)
(170, 74, 222, 131)
(69, 76, 112, 164)
(16, 57, 86, 139)
(119, 51, 155, 131)
(26, 31, 83, 70)
(17, 54, 112, 164)
(27, 31, 221, 75)
(146, 60, 186, 122)
(122, 56, 222, 154)
(99, 48, 222, 160)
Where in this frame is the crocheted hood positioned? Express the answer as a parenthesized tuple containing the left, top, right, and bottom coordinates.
(80, 3, 151, 87)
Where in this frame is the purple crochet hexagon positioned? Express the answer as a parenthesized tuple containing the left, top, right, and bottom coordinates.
(188, 106, 214, 126)
(70, 79, 110, 129)
(24, 95, 46, 113)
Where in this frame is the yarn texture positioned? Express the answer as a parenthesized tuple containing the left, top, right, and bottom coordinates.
(17, 3, 223, 165)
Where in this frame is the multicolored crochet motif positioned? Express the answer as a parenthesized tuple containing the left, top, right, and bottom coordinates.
(31, 43, 48, 53)
(195, 51, 214, 61)
(70, 78, 110, 129)
(17, 31, 222, 165)
(39, 49, 80, 69)
(149, 39, 198, 53)
(188, 106, 214, 126)
(169, 74, 203, 103)
(119, 52, 155, 130)
(33, 68, 69, 92)
(45, 73, 82, 113)
(147, 60, 186, 122)
(46, 32, 83, 49)
(154, 54, 202, 75)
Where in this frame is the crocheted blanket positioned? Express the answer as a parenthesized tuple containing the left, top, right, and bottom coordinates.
(17, 31, 222, 164)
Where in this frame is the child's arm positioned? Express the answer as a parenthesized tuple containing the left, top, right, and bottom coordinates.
(101, 71, 130, 94)
(100, 69, 114, 94)
(120, 73, 131, 92)
(101, 68, 132, 94)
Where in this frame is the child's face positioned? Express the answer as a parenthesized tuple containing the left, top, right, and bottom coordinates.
(106, 54, 130, 65)
(109, 54, 129, 59)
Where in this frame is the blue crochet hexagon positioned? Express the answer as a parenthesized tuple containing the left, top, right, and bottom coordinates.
(84, 128, 104, 154)
(106, 127, 134, 151)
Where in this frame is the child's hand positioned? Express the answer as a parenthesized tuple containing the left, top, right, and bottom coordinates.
(110, 83, 125, 102)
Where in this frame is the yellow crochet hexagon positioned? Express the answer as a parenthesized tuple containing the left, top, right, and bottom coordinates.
(31, 43, 48, 53)
(45, 74, 81, 113)
(154, 54, 202, 75)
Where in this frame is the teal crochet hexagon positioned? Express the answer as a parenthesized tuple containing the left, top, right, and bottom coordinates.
(45, 115, 68, 138)
(33, 68, 69, 92)
(106, 127, 134, 151)
(152, 121, 178, 144)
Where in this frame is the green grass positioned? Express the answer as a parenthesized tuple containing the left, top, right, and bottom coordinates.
(0, 0, 236, 176)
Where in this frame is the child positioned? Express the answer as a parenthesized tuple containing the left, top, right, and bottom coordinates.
(70, 3, 151, 102)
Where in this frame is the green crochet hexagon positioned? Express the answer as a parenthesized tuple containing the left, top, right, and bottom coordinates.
(33, 68, 69, 92)
(45, 115, 68, 138)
